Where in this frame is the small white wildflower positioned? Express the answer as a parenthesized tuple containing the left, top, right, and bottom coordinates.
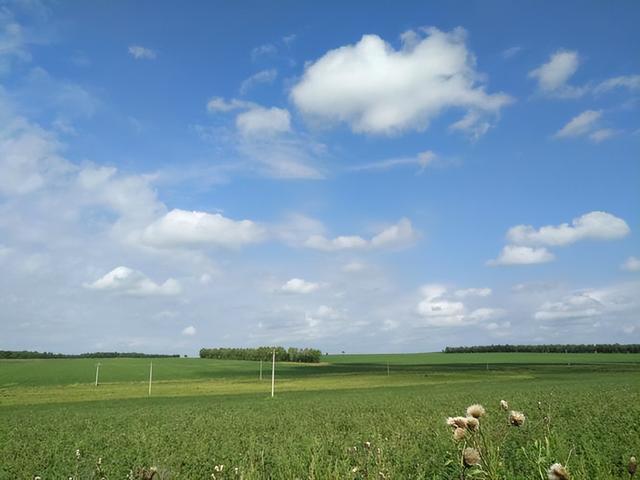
(500, 399, 509, 411)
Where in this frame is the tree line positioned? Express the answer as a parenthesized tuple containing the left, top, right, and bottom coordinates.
(443, 344, 640, 354)
(199, 346, 322, 363)
(0, 351, 181, 359)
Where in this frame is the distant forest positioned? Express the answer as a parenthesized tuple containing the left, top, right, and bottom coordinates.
(0, 351, 181, 359)
(444, 344, 640, 354)
(199, 346, 322, 363)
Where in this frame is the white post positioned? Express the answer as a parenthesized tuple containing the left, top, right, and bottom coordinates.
(95, 363, 101, 387)
(148, 362, 153, 396)
(271, 350, 275, 398)
(260, 359, 263, 381)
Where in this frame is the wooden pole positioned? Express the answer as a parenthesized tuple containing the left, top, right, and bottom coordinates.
(148, 362, 153, 396)
(95, 363, 101, 387)
(271, 350, 275, 398)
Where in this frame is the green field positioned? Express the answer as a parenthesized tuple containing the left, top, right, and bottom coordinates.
(1, 353, 639, 479)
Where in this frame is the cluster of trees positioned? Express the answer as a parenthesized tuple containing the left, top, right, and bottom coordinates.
(0, 351, 180, 359)
(199, 346, 322, 363)
(444, 344, 640, 354)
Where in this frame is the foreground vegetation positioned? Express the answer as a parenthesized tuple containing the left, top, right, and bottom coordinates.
(0, 353, 638, 479)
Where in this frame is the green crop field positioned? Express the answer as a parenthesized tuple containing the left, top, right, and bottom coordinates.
(1, 354, 639, 479)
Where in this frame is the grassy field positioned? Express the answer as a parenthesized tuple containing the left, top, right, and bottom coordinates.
(1, 354, 639, 479)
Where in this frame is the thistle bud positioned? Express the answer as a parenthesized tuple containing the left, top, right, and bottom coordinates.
(463, 447, 481, 467)
(466, 404, 486, 418)
(466, 417, 479, 431)
(509, 410, 526, 427)
(547, 463, 570, 480)
(629, 456, 637, 477)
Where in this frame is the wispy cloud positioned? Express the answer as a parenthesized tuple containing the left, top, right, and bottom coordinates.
(128, 45, 156, 60)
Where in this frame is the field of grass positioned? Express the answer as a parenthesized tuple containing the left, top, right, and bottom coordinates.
(1, 353, 639, 479)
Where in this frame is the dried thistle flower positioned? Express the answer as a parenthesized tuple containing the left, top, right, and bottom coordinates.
(500, 399, 509, 411)
(446, 416, 468, 429)
(509, 410, 526, 426)
(547, 462, 570, 480)
(463, 447, 481, 467)
(466, 404, 486, 418)
(453, 427, 466, 441)
(466, 416, 479, 431)
(363, 441, 372, 449)
(630, 456, 638, 476)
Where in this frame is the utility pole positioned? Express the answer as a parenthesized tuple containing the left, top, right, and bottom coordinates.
(95, 363, 101, 387)
(271, 350, 276, 398)
(148, 362, 153, 396)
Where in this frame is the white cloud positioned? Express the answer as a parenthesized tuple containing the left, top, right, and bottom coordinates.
(454, 287, 492, 298)
(506, 211, 630, 247)
(554, 110, 602, 138)
(251, 43, 277, 61)
(532, 283, 640, 327)
(370, 218, 417, 248)
(342, 260, 366, 273)
(128, 45, 156, 60)
(281, 278, 321, 294)
(86, 266, 181, 296)
(449, 110, 491, 139)
(0, 13, 31, 72)
(290, 27, 512, 135)
(589, 128, 616, 143)
(0, 117, 73, 195)
(305, 234, 368, 251)
(304, 218, 417, 251)
(205, 98, 323, 179)
(349, 150, 436, 173)
(236, 106, 291, 137)
(239, 69, 277, 95)
(416, 284, 502, 327)
(488, 245, 555, 266)
(182, 325, 196, 336)
(139, 209, 266, 249)
(206, 97, 255, 112)
(501, 46, 522, 59)
(621, 256, 640, 272)
(468, 307, 505, 322)
(529, 50, 584, 97)
(594, 75, 640, 94)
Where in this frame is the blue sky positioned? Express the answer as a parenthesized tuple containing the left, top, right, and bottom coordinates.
(1, 0, 639, 354)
